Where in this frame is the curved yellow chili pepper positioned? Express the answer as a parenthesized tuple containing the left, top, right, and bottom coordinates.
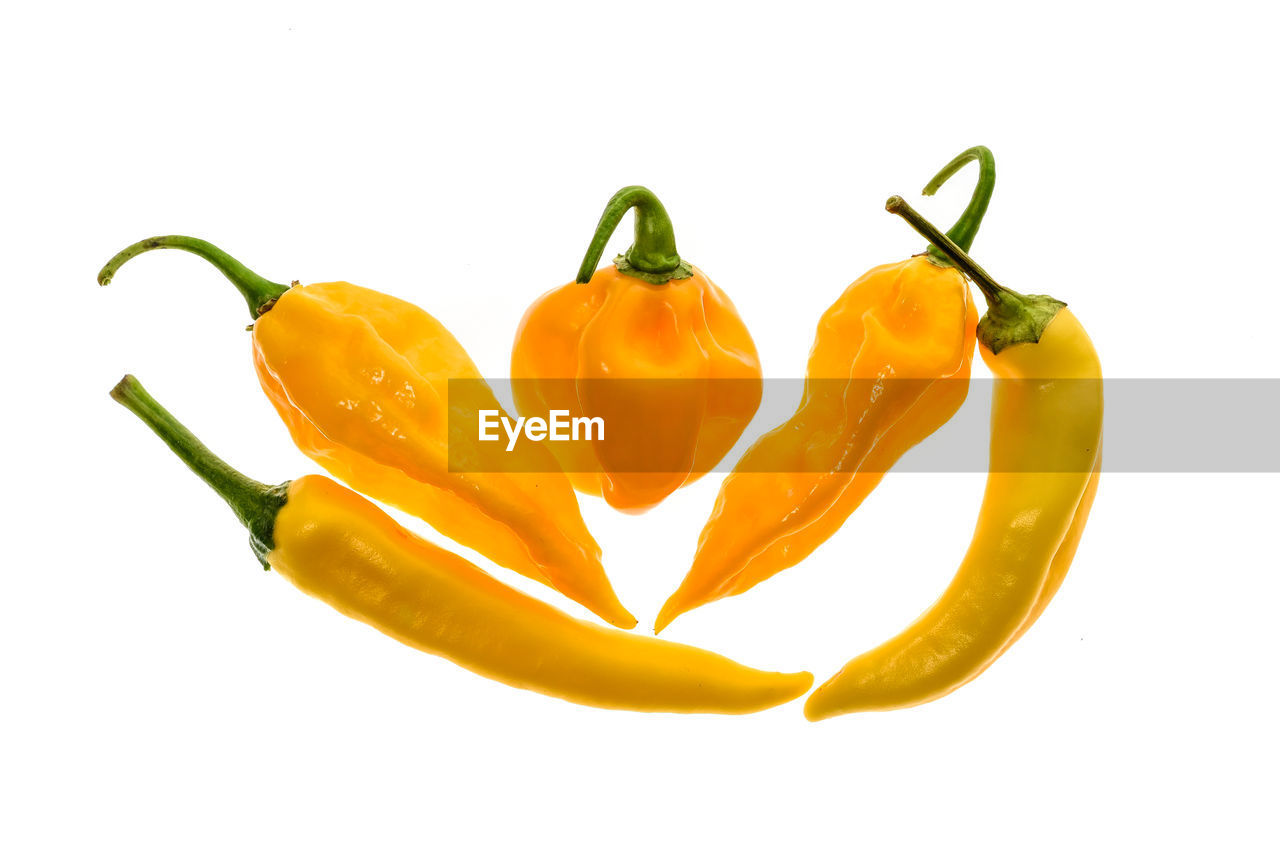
(111, 376, 813, 715)
(804, 197, 1103, 720)
(511, 186, 762, 513)
(99, 240, 635, 628)
(657, 148, 993, 632)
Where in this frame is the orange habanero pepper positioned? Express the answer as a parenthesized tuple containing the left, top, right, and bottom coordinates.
(511, 187, 763, 513)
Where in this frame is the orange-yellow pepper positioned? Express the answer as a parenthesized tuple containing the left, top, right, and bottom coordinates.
(99, 239, 635, 628)
(657, 149, 994, 632)
(511, 186, 762, 513)
(111, 376, 812, 714)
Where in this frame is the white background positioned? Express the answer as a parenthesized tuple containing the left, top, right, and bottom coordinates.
(3, 1, 1277, 847)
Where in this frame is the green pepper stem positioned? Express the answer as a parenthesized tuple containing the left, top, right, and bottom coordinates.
(110, 375, 286, 566)
(576, 186, 688, 284)
(886, 196, 1066, 354)
(98, 236, 291, 319)
(886, 195, 1012, 307)
(921, 146, 996, 263)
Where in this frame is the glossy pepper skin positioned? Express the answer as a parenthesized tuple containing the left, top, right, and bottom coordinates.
(99, 239, 635, 628)
(511, 187, 763, 513)
(111, 376, 812, 714)
(656, 149, 994, 632)
(804, 198, 1103, 720)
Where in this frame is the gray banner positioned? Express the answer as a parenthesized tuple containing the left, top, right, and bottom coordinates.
(446, 379, 1279, 473)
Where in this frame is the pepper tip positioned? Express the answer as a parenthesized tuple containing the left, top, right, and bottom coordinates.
(652, 603, 680, 635)
(802, 689, 832, 722)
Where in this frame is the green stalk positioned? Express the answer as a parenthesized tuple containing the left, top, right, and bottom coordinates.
(885, 196, 1064, 354)
(98, 236, 291, 319)
(110, 375, 288, 567)
(921, 146, 996, 265)
(576, 186, 693, 285)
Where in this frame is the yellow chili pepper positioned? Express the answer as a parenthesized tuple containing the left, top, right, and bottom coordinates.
(511, 186, 763, 513)
(656, 149, 994, 632)
(99, 240, 635, 628)
(804, 197, 1103, 720)
(110, 376, 813, 714)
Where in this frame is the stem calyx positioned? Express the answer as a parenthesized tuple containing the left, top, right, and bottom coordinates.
(576, 186, 693, 285)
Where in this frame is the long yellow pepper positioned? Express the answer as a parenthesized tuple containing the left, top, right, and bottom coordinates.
(112, 376, 812, 714)
(805, 198, 1103, 720)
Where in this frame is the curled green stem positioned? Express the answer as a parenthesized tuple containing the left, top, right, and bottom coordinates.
(110, 374, 287, 567)
(98, 236, 291, 319)
(576, 186, 692, 285)
(921, 146, 996, 264)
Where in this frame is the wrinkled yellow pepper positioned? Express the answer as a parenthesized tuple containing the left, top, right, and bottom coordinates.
(100, 238, 635, 628)
(657, 148, 994, 632)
